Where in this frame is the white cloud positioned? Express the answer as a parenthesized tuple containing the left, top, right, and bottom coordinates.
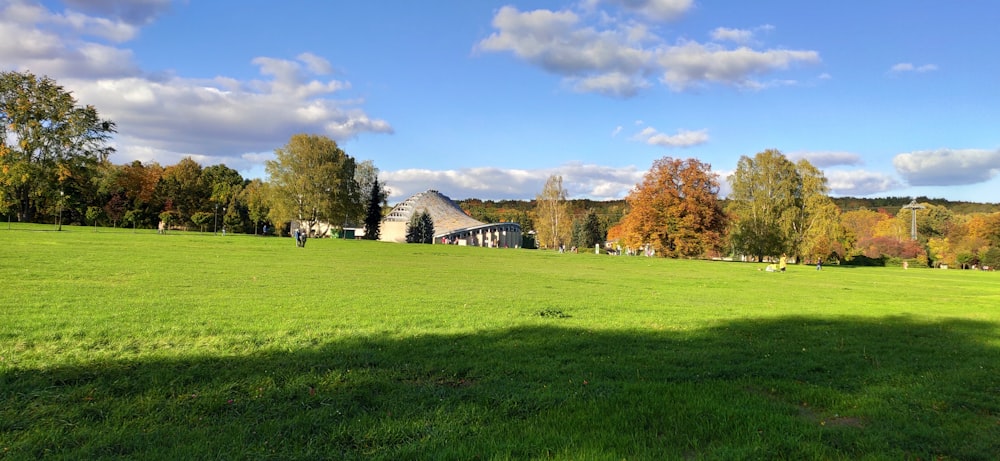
(709, 25, 775, 46)
(382, 167, 540, 201)
(787, 151, 906, 196)
(69, 60, 392, 167)
(710, 27, 754, 44)
(789, 151, 863, 168)
(0, 1, 392, 175)
(61, 9, 139, 42)
(0, 1, 139, 78)
(893, 148, 1000, 186)
(250, 55, 350, 98)
(297, 52, 334, 75)
(62, 0, 173, 26)
(477, 6, 651, 76)
(596, 0, 694, 21)
(382, 163, 645, 201)
(714, 168, 733, 198)
(657, 42, 819, 90)
(478, 5, 820, 96)
(826, 170, 902, 196)
(631, 126, 709, 147)
(890, 62, 938, 73)
(568, 71, 650, 97)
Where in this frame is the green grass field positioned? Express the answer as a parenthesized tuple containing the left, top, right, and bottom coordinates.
(2, 224, 998, 460)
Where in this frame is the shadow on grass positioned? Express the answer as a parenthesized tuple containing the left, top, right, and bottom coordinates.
(2, 316, 998, 460)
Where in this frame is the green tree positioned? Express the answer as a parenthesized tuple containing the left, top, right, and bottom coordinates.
(123, 209, 139, 232)
(363, 178, 387, 240)
(241, 179, 271, 235)
(420, 211, 435, 244)
(572, 210, 604, 251)
(981, 247, 1000, 269)
(354, 160, 384, 227)
(159, 210, 178, 231)
(85, 206, 103, 231)
(265, 134, 361, 233)
(191, 211, 213, 233)
(157, 157, 205, 225)
(908, 202, 954, 241)
(202, 164, 244, 195)
(0, 71, 115, 222)
(406, 211, 434, 244)
(220, 198, 243, 234)
(726, 149, 802, 261)
(534, 174, 570, 250)
(0, 187, 12, 225)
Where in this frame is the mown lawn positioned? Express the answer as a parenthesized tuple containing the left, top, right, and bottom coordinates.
(2, 224, 998, 460)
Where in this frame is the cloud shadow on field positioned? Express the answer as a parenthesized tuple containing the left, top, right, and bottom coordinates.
(2, 316, 998, 460)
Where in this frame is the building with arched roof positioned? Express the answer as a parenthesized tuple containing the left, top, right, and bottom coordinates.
(380, 190, 522, 247)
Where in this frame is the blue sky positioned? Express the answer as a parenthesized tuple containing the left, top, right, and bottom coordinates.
(4, 0, 1000, 203)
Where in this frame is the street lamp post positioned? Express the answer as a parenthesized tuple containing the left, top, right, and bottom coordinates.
(214, 203, 218, 236)
(57, 190, 64, 231)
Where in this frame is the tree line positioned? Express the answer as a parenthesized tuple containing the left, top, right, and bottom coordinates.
(465, 150, 1000, 269)
(5, 71, 999, 267)
(1, 71, 387, 238)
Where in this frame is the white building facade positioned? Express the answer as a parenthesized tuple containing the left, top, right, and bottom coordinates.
(380, 190, 522, 248)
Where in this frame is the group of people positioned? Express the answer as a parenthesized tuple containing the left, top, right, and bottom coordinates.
(763, 255, 824, 272)
(558, 244, 578, 253)
(293, 228, 308, 247)
(764, 255, 790, 272)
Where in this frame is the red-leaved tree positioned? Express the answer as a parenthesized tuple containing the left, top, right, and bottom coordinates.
(618, 157, 727, 258)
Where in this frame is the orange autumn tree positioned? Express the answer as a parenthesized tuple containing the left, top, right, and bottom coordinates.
(618, 157, 726, 257)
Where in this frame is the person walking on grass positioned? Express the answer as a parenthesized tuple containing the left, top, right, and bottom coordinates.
(779, 254, 787, 272)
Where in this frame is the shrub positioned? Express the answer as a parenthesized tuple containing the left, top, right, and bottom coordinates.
(846, 254, 886, 267)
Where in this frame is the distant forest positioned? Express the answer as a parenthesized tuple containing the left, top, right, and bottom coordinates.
(828, 196, 1000, 215)
(455, 196, 1000, 228)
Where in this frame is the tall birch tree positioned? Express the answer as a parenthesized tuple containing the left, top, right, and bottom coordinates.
(726, 149, 802, 261)
(534, 174, 570, 250)
(727, 149, 840, 261)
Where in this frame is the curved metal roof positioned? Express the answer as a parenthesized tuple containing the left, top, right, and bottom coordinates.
(383, 190, 484, 235)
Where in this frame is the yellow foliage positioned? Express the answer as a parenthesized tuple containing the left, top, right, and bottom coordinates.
(927, 237, 955, 266)
(965, 214, 998, 242)
(57, 164, 72, 181)
(873, 217, 906, 240)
